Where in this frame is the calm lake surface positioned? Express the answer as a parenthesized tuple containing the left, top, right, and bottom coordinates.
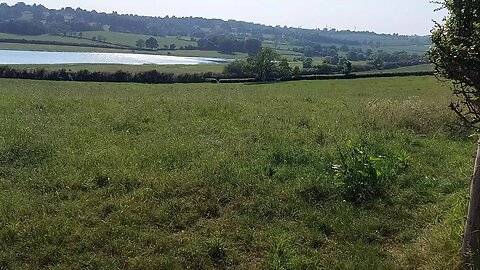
(0, 50, 228, 65)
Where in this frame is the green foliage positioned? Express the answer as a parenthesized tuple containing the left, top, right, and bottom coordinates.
(135, 38, 145, 49)
(236, 48, 295, 81)
(332, 141, 397, 204)
(368, 56, 384, 69)
(246, 47, 281, 81)
(223, 60, 250, 77)
(430, 0, 480, 127)
(277, 58, 292, 79)
(302, 57, 313, 69)
(343, 60, 353, 75)
(244, 38, 262, 56)
(292, 66, 301, 77)
(145, 37, 159, 49)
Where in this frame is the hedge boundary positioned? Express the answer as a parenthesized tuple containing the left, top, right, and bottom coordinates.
(0, 66, 434, 84)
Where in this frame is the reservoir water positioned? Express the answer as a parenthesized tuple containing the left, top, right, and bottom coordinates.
(0, 50, 228, 65)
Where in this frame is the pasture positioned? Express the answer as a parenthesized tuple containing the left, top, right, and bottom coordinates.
(0, 77, 470, 269)
(0, 33, 104, 45)
(80, 31, 197, 48)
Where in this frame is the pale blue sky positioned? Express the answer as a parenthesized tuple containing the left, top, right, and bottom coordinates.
(3, 0, 446, 35)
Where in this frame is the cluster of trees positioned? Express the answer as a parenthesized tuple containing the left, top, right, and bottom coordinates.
(223, 47, 428, 80)
(0, 3, 102, 35)
(223, 47, 296, 80)
(134, 35, 262, 54)
(299, 49, 425, 72)
(0, 20, 48, 35)
(294, 44, 339, 57)
(135, 37, 158, 49)
(300, 63, 343, 75)
(0, 64, 432, 84)
(134, 37, 186, 50)
(294, 45, 425, 67)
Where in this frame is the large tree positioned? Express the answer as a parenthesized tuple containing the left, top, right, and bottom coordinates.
(244, 39, 262, 56)
(430, 0, 480, 268)
(247, 47, 280, 81)
(145, 37, 159, 50)
(136, 39, 145, 49)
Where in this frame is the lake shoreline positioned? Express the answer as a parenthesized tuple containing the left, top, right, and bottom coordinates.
(0, 49, 229, 65)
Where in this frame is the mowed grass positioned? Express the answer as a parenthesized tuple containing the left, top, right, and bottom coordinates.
(0, 77, 472, 269)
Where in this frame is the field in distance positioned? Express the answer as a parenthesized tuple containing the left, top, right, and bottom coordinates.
(0, 77, 468, 269)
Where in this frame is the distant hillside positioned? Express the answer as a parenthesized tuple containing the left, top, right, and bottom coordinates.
(0, 2, 430, 52)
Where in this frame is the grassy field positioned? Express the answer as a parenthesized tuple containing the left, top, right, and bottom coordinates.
(0, 41, 246, 60)
(0, 31, 247, 59)
(10, 63, 226, 75)
(81, 31, 197, 48)
(163, 50, 246, 59)
(0, 42, 132, 53)
(0, 77, 471, 269)
(0, 33, 104, 45)
(360, 64, 434, 75)
(0, 32, 196, 49)
(387, 64, 434, 72)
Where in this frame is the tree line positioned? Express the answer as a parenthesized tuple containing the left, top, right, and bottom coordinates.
(222, 48, 426, 80)
(132, 36, 262, 54)
(295, 50, 425, 71)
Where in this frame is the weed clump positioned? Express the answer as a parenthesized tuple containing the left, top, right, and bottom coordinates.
(93, 175, 110, 189)
(207, 239, 227, 267)
(332, 141, 406, 204)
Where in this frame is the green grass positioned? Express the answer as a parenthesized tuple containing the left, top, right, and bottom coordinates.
(0, 42, 131, 53)
(0, 77, 471, 269)
(0, 31, 197, 49)
(387, 64, 434, 72)
(81, 31, 197, 48)
(10, 63, 226, 75)
(0, 33, 104, 45)
(360, 64, 434, 74)
(0, 42, 244, 60)
(164, 50, 246, 59)
(0, 31, 246, 59)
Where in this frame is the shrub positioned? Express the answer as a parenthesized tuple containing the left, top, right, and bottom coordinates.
(223, 60, 250, 78)
(175, 73, 205, 83)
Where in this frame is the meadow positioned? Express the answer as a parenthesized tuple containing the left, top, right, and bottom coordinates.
(80, 31, 197, 49)
(0, 32, 196, 49)
(0, 77, 471, 269)
(360, 64, 434, 74)
(0, 33, 103, 45)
